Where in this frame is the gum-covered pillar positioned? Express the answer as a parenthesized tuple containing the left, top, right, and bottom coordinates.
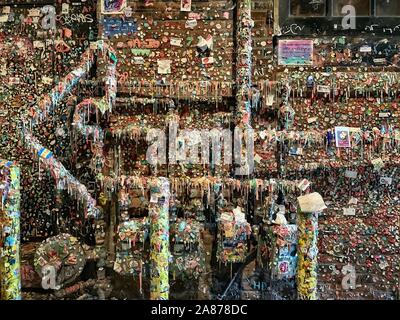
(0, 163, 21, 300)
(296, 211, 318, 300)
(149, 178, 170, 300)
(236, 0, 254, 128)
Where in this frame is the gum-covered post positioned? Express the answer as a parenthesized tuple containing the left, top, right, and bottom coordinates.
(0, 161, 21, 300)
(149, 178, 171, 300)
(236, 0, 254, 128)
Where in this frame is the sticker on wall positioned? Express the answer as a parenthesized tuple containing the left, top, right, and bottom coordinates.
(278, 40, 313, 66)
(343, 207, 356, 216)
(103, 17, 136, 37)
(158, 60, 171, 74)
(335, 126, 351, 148)
(102, 0, 127, 14)
(380, 177, 393, 185)
(181, 0, 192, 12)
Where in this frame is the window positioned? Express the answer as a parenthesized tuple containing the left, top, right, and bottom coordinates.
(376, 0, 400, 16)
(281, 0, 400, 35)
(332, 0, 371, 16)
(290, 0, 326, 17)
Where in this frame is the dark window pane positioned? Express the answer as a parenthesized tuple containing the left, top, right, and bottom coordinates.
(376, 0, 400, 16)
(332, 0, 371, 16)
(290, 0, 326, 17)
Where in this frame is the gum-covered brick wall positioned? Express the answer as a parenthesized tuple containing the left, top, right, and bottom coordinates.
(0, 1, 97, 241)
(276, 31, 400, 298)
(99, 0, 235, 95)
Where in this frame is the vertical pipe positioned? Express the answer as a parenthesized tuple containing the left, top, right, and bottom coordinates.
(108, 193, 117, 263)
(149, 177, 170, 300)
(0, 165, 21, 300)
(236, 0, 254, 128)
(296, 211, 318, 300)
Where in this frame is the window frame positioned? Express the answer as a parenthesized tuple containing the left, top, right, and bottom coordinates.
(289, 0, 328, 18)
(375, 0, 400, 17)
(331, 0, 372, 17)
(279, 0, 400, 35)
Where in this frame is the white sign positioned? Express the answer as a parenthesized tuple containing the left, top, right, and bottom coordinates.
(343, 207, 356, 216)
(380, 177, 393, 185)
(345, 170, 358, 179)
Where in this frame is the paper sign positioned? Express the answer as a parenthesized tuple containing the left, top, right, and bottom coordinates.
(373, 58, 387, 65)
(234, 211, 246, 223)
(345, 170, 358, 179)
(220, 213, 233, 222)
(181, 0, 192, 12)
(335, 126, 351, 148)
(233, 207, 246, 222)
(157, 60, 171, 74)
(317, 85, 331, 93)
(378, 112, 391, 118)
(380, 177, 393, 185)
(202, 57, 214, 65)
(133, 57, 144, 64)
(343, 208, 356, 216)
(150, 194, 158, 203)
(61, 3, 69, 14)
(297, 192, 327, 213)
(0, 15, 8, 23)
(170, 37, 183, 47)
(103, 18, 137, 37)
(185, 19, 197, 28)
(2, 6, 10, 14)
(360, 45, 372, 53)
(278, 40, 313, 66)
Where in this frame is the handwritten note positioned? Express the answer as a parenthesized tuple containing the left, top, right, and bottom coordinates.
(278, 40, 313, 66)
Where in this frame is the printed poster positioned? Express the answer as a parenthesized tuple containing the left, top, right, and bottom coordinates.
(102, 0, 127, 14)
(335, 126, 351, 148)
(278, 40, 313, 66)
(181, 0, 192, 12)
